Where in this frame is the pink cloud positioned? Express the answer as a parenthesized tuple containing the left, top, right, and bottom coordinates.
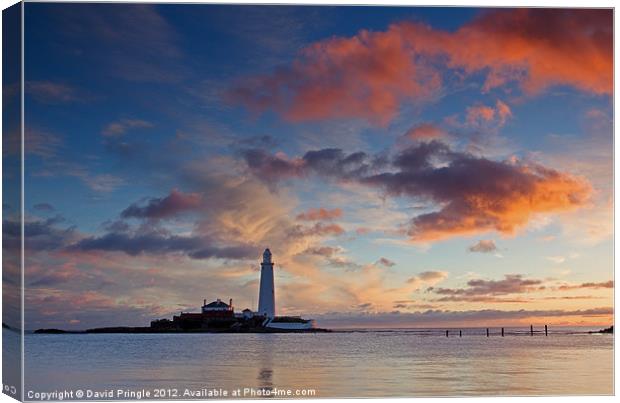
(229, 9, 611, 124)
(296, 207, 343, 221)
(466, 100, 512, 128)
(405, 123, 446, 140)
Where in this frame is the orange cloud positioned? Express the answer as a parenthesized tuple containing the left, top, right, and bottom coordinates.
(405, 123, 446, 140)
(229, 9, 611, 124)
(229, 24, 441, 125)
(442, 9, 612, 94)
(296, 207, 343, 221)
(465, 100, 512, 128)
(407, 162, 592, 242)
(466, 104, 496, 125)
(243, 141, 592, 242)
(496, 100, 512, 125)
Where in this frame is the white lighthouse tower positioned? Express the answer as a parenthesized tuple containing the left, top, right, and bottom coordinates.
(258, 248, 275, 318)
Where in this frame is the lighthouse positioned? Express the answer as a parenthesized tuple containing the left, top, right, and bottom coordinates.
(258, 248, 275, 318)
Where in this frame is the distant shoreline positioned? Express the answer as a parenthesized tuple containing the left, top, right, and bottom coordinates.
(29, 325, 613, 335)
(33, 326, 332, 334)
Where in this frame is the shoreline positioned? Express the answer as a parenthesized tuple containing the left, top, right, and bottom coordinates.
(28, 325, 613, 335)
(33, 326, 332, 334)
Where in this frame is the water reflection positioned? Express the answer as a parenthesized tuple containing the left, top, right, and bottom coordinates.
(23, 330, 613, 397)
(257, 335, 274, 394)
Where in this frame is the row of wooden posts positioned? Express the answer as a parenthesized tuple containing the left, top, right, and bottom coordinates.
(445, 325, 549, 337)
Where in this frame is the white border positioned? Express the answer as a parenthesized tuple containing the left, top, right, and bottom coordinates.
(0, 2, 616, 403)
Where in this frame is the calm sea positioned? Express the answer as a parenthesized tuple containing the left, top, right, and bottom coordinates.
(10, 327, 614, 398)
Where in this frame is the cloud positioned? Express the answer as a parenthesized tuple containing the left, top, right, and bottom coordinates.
(71, 231, 200, 256)
(69, 230, 257, 261)
(440, 9, 612, 94)
(392, 302, 437, 310)
(242, 147, 380, 183)
(296, 207, 343, 221)
(229, 9, 611, 124)
(546, 252, 581, 264)
(102, 118, 154, 136)
(355, 227, 372, 235)
(466, 105, 495, 125)
(228, 23, 441, 125)
(354, 302, 373, 310)
(406, 270, 448, 289)
(3, 216, 77, 252)
(24, 128, 63, 158)
(433, 296, 530, 303)
(25, 81, 79, 104)
(241, 149, 305, 182)
(430, 274, 542, 298)
(298, 246, 379, 271)
(495, 100, 512, 125)
(425, 276, 612, 303)
(24, 289, 171, 330)
(287, 222, 345, 238)
(27, 261, 92, 288)
(465, 100, 512, 128)
(301, 246, 342, 257)
(557, 281, 613, 291)
(418, 271, 448, 281)
(66, 167, 345, 271)
(367, 148, 592, 242)
(121, 189, 202, 220)
(244, 140, 591, 242)
(468, 240, 497, 253)
(188, 245, 260, 260)
(326, 256, 363, 270)
(179, 166, 311, 259)
(547, 256, 566, 264)
(405, 123, 446, 140)
(376, 257, 396, 268)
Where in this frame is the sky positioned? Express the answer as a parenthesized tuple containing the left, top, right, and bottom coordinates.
(4, 3, 613, 329)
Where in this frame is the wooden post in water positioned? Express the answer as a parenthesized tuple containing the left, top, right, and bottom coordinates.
(545, 325, 548, 336)
(446, 330, 449, 337)
(530, 325, 534, 336)
(501, 327, 504, 337)
(486, 328, 489, 337)
(459, 330, 462, 337)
